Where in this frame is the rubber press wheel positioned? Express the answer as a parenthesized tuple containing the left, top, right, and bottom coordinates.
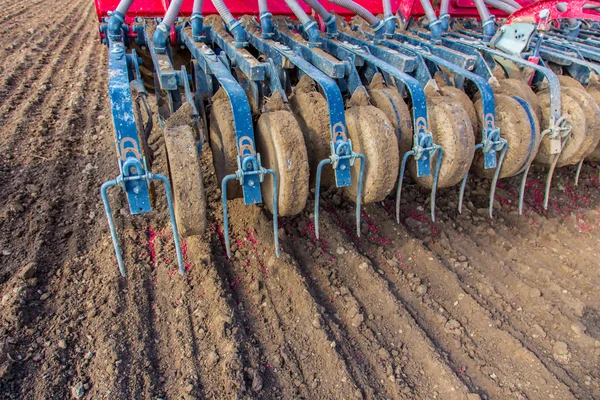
(255, 110, 310, 216)
(495, 78, 542, 122)
(289, 76, 334, 188)
(209, 88, 243, 199)
(471, 94, 541, 179)
(563, 86, 600, 160)
(343, 105, 399, 204)
(164, 125, 207, 237)
(535, 89, 589, 167)
(368, 87, 413, 158)
(440, 86, 478, 131)
(409, 95, 475, 189)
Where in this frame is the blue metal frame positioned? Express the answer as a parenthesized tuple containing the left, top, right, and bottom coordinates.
(101, 35, 184, 276)
(279, 22, 443, 221)
(180, 25, 280, 258)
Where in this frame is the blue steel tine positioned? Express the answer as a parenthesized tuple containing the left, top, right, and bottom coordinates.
(355, 154, 366, 238)
(459, 143, 483, 213)
(266, 169, 280, 258)
(575, 159, 584, 186)
(396, 150, 415, 224)
(458, 172, 468, 214)
(488, 140, 508, 218)
(154, 174, 185, 275)
(314, 158, 330, 239)
(101, 180, 126, 277)
(544, 152, 561, 210)
(430, 146, 443, 222)
(518, 164, 531, 215)
(221, 174, 237, 258)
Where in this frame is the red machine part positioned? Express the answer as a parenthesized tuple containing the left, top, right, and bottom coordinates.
(96, 0, 593, 28)
(506, 0, 600, 23)
(94, 0, 533, 23)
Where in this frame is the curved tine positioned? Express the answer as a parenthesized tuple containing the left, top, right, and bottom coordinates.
(314, 159, 331, 239)
(154, 174, 185, 275)
(518, 164, 531, 215)
(221, 174, 237, 259)
(355, 154, 366, 237)
(459, 143, 483, 214)
(574, 158, 584, 186)
(396, 150, 415, 224)
(101, 180, 125, 277)
(266, 169, 280, 258)
(488, 141, 507, 218)
(544, 152, 561, 210)
(431, 146, 443, 221)
(458, 172, 469, 214)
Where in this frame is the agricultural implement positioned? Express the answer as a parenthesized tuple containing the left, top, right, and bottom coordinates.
(95, 0, 600, 275)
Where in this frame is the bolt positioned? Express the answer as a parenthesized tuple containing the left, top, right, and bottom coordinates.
(248, 180, 255, 187)
(133, 186, 141, 194)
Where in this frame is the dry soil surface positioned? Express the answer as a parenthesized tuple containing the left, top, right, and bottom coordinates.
(1, 0, 600, 399)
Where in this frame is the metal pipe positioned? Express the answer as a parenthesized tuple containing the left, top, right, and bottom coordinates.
(299, 0, 338, 37)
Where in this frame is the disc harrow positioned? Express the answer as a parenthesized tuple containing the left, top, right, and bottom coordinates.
(95, 0, 600, 275)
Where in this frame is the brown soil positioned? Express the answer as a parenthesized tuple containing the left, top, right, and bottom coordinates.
(1, 2, 600, 399)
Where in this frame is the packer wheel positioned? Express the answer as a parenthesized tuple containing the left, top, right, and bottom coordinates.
(368, 86, 413, 158)
(495, 78, 542, 122)
(255, 109, 310, 216)
(209, 88, 243, 199)
(343, 105, 399, 203)
(563, 86, 600, 160)
(164, 124, 207, 237)
(409, 95, 475, 189)
(535, 89, 590, 167)
(289, 76, 334, 187)
(440, 86, 477, 131)
(472, 94, 541, 179)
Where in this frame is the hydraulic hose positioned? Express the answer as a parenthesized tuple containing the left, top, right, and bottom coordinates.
(192, 0, 205, 41)
(258, 0, 275, 38)
(419, 0, 443, 41)
(472, 0, 496, 40)
(499, 0, 521, 10)
(439, 0, 450, 31)
(328, 0, 384, 41)
(153, 0, 184, 53)
(381, 0, 396, 37)
(108, 0, 136, 40)
(329, 0, 379, 26)
(193, 0, 204, 13)
(212, 0, 237, 26)
(211, 0, 247, 48)
(299, 0, 338, 37)
(284, 0, 322, 45)
(115, 0, 135, 15)
(483, 0, 516, 14)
